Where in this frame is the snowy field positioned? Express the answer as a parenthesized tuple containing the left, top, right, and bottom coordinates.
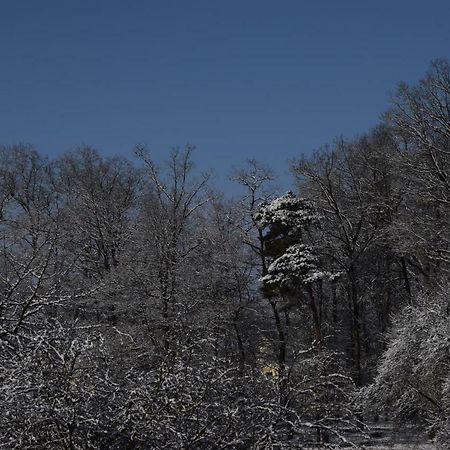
(302, 422, 437, 449)
(305, 442, 435, 449)
(359, 445, 435, 449)
(305, 443, 435, 449)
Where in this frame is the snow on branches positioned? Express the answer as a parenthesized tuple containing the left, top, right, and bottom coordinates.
(254, 191, 320, 229)
(365, 287, 450, 424)
(256, 192, 339, 290)
(262, 244, 339, 287)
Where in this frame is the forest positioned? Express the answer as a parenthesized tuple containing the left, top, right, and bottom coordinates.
(1, 59, 450, 449)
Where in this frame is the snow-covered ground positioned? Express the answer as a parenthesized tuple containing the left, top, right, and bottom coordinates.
(358, 424, 435, 449)
(305, 444, 435, 449)
(365, 446, 435, 449)
(303, 422, 436, 449)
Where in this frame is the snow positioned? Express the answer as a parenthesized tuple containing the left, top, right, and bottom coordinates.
(261, 244, 340, 287)
(254, 191, 320, 228)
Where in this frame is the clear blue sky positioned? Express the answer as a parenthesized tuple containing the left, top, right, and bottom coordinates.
(1, 1, 450, 191)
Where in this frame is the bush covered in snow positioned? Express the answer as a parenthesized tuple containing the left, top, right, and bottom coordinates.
(365, 286, 450, 443)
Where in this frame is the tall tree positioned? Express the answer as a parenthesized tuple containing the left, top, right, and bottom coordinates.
(386, 59, 450, 272)
(56, 147, 140, 278)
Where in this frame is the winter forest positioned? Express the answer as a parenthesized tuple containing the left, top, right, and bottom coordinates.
(2, 60, 450, 449)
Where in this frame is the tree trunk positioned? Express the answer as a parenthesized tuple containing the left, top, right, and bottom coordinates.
(307, 284, 322, 350)
(269, 299, 287, 404)
(348, 265, 362, 386)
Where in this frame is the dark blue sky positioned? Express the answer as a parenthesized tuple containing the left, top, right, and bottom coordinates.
(1, 1, 450, 190)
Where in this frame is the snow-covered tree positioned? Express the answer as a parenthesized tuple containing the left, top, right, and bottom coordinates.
(262, 243, 339, 288)
(384, 59, 450, 285)
(254, 191, 319, 230)
(256, 192, 338, 348)
(365, 285, 450, 447)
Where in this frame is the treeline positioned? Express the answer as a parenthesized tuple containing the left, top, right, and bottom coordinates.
(1, 59, 450, 448)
